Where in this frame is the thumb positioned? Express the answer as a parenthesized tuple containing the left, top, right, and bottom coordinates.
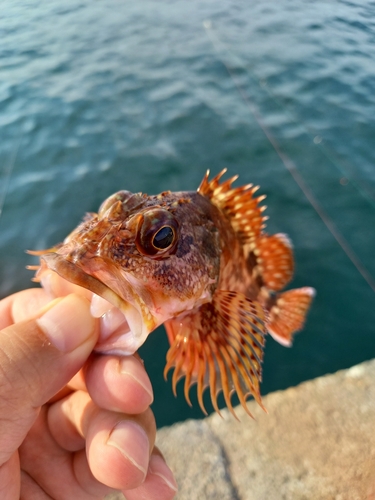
(0, 293, 98, 465)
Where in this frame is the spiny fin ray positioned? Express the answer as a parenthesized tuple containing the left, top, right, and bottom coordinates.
(198, 169, 267, 243)
(164, 290, 267, 417)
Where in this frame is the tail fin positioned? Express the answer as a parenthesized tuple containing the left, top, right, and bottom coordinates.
(268, 287, 315, 346)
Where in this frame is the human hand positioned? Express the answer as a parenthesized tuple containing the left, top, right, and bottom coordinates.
(0, 287, 177, 499)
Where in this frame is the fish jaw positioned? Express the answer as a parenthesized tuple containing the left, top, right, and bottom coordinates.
(90, 294, 151, 355)
(38, 252, 157, 355)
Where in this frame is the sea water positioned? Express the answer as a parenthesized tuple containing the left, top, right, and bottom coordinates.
(1, 0, 374, 426)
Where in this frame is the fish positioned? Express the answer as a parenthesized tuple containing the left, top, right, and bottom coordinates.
(30, 169, 315, 418)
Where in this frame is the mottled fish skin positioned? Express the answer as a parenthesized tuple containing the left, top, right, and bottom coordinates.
(32, 170, 315, 418)
(38, 191, 225, 317)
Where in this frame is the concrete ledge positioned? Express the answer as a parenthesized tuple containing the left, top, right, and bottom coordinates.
(110, 359, 375, 499)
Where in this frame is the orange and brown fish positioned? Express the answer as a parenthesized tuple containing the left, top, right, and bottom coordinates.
(30, 170, 315, 417)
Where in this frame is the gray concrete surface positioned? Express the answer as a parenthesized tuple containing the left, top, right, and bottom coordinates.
(109, 359, 375, 500)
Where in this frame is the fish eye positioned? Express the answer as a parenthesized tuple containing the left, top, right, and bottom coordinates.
(152, 226, 175, 250)
(136, 208, 179, 258)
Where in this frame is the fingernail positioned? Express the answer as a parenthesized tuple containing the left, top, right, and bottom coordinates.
(149, 454, 178, 492)
(119, 357, 154, 405)
(36, 294, 96, 352)
(107, 421, 149, 478)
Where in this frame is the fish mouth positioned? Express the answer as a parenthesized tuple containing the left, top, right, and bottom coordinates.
(39, 253, 156, 355)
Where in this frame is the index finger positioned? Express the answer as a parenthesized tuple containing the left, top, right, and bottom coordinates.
(0, 269, 94, 329)
(39, 270, 93, 301)
(0, 288, 50, 329)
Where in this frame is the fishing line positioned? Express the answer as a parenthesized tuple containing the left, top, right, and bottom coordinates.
(0, 134, 22, 223)
(257, 82, 375, 207)
(204, 20, 375, 210)
(203, 20, 375, 294)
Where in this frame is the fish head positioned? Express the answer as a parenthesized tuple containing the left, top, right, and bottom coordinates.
(35, 189, 222, 355)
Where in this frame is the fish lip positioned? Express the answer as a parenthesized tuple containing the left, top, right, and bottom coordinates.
(39, 252, 154, 354)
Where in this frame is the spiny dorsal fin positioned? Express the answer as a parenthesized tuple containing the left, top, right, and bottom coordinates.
(198, 169, 268, 244)
(164, 290, 267, 419)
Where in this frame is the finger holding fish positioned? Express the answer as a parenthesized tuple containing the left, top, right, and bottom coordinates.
(47, 390, 156, 489)
(4, 286, 155, 415)
(0, 287, 51, 328)
(34, 267, 93, 301)
(49, 361, 177, 497)
(0, 279, 91, 329)
(48, 388, 177, 497)
(0, 286, 177, 498)
(4, 277, 155, 413)
(84, 353, 154, 415)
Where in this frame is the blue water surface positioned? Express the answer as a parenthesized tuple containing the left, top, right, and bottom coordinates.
(1, 0, 375, 427)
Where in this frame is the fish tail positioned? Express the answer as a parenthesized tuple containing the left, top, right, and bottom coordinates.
(267, 287, 316, 346)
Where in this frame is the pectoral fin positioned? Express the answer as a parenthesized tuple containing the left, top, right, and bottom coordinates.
(164, 290, 267, 418)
